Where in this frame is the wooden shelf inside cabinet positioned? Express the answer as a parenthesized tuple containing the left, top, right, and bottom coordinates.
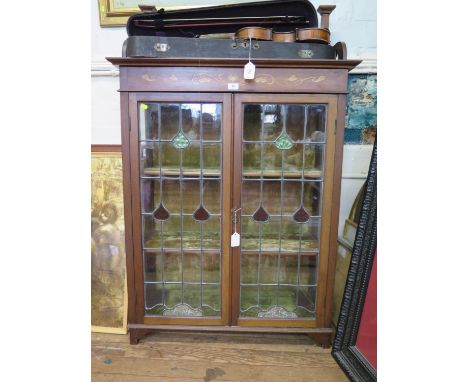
(111, 55, 360, 346)
(243, 170, 322, 179)
(143, 167, 221, 177)
(143, 168, 322, 179)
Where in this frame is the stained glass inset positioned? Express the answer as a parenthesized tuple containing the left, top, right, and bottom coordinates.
(153, 203, 170, 221)
(275, 130, 294, 150)
(193, 205, 210, 221)
(172, 130, 190, 149)
(252, 205, 269, 222)
(293, 206, 310, 223)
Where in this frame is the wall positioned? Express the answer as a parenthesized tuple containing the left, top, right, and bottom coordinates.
(90, 0, 376, 235)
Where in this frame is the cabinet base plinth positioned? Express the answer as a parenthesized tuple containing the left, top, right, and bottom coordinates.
(129, 327, 155, 345)
(128, 323, 333, 346)
(308, 332, 333, 348)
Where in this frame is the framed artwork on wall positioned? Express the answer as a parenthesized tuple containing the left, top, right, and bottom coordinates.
(332, 141, 377, 381)
(91, 145, 128, 334)
(98, 0, 256, 26)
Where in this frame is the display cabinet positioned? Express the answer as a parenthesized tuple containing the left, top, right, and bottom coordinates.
(107, 57, 360, 346)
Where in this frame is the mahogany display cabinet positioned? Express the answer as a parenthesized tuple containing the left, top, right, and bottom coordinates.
(107, 57, 360, 346)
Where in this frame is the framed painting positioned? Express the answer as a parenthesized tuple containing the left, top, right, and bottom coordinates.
(91, 145, 128, 334)
(98, 0, 256, 26)
(332, 141, 377, 381)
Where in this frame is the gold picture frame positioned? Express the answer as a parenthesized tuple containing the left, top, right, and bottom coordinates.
(97, 0, 256, 27)
(91, 145, 128, 334)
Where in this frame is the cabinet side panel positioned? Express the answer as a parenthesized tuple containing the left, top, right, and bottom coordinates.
(128, 93, 146, 323)
(120, 92, 137, 325)
(324, 94, 347, 326)
(315, 97, 338, 328)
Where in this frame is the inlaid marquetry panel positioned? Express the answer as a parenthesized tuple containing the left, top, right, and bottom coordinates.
(120, 67, 348, 93)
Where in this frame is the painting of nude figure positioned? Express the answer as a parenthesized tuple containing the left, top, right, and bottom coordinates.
(91, 147, 128, 333)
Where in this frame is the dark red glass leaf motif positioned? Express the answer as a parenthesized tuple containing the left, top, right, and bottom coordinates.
(293, 207, 310, 223)
(193, 205, 210, 221)
(252, 205, 269, 222)
(153, 203, 170, 221)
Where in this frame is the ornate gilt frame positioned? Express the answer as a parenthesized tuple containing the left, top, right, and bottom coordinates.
(91, 145, 128, 334)
(97, 0, 253, 27)
(332, 141, 377, 381)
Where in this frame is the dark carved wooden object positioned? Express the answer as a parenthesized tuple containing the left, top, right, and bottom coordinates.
(332, 141, 377, 381)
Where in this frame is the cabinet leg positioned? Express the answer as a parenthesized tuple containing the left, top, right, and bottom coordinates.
(308, 332, 332, 348)
(129, 328, 153, 345)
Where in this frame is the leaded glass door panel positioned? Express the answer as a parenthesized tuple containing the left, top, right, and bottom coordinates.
(232, 94, 338, 327)
(129, 93, 232, 325)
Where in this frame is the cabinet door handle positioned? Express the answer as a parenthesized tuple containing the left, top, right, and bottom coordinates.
(232, 207, 241, 224)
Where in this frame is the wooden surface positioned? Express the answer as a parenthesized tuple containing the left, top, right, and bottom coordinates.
(108, 57, 361, 70)
(92, 331, 347, 381)
(118, 66, 348, 94)
(117, 61, 356, 338)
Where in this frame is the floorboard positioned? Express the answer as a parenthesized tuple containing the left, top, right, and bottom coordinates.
(92, 331, 347, 382)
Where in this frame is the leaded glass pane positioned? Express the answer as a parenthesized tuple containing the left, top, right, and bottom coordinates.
(243, 104, 262, 141)
(299, 256, 317, 285)
(259, 255, 278, 284)
(181, 180, 199, 214)
(202, 103, 222, 140)
(141, 179, 160, 213)
(139, 103, 159, 141)
(285, 105, 305, 141)
(279, 255, 299, 284)
(240, 254, 259, 284)
(203, 143, 221, 176)
(239, 102, 326, 320)
(201, 217, 221, 249)
(183, 284, 202, 310)
(262, 105, 283, 141)
(203, 284, 220, 313)
(144, 251, 162, 282)
(202, 252, 220, 283)
(182, 142, 201, 173)
(182, 216, 201, 250)
(181, 103, 201, 140)
(161, 142, 180, 174)
(241, 216, 259, 250)
(243, 143, 261, 175)
(140, 142, 158, 175)
(305, 105, 326, 142)
(139, 102, 223, 318)
(203, 180, 220, 214)
(160, 104, 180, 140)
(142, 215, 161, 248)
(163, 252, 182, 282)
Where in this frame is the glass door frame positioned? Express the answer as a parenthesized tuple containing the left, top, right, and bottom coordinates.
(231, 93, 338, 328)
(128, 92, 233, 326)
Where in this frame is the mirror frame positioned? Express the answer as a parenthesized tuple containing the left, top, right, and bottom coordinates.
(332, 141, 377, 382)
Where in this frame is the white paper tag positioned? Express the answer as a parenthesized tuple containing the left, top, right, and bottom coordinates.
(228, 83, 239, 90)
(231, 232, 240, 247)
(244, 61, 255, 80)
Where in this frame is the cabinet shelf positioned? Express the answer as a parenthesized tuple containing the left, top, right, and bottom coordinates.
(143, 167, 220, 177)
(243, 170, 322, 179)
(143, 167, 322, 179)
(144, 237, 318, 253)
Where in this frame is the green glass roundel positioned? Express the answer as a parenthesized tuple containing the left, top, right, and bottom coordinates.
(275, 131, 294, 150)
(172, 130, 190, 149)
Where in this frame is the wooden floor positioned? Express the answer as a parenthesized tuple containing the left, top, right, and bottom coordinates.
(92, 331, 347, 382)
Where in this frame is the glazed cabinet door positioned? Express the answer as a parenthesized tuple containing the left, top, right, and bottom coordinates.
(231, 94, 338, 328)
(128, 93, 232, 325)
